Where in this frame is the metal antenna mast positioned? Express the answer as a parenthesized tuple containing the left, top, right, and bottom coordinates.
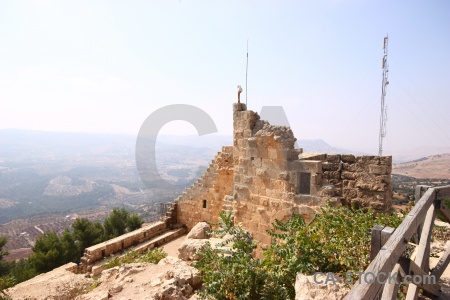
(245, 39, 249, 106)
(378, 35, 389, 156)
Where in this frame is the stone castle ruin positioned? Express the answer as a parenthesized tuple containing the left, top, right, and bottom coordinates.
(175, 103, 393, 254)
(80, 102, 393, 271)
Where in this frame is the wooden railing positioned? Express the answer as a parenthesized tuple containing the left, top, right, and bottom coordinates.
(345, 185, 450, 300)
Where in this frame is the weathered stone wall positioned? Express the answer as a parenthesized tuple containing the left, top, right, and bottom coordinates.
(175, 103, 393, 255)
(80, 221, 168, 273)
(175, 146, 234, 230)
(301, 153, 393, 211)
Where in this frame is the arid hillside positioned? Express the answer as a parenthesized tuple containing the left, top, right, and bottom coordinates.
(392, 153, 450, 179)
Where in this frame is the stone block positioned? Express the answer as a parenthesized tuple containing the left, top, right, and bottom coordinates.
(309, 184, 321, 196)
(356, 156, 379, 165)
(326, 154, 341, 163)
(342, 180, 356, 188)
(371, 201, 386, 211)
(372, 183, 387, 192)
(343, 188, 358, 199)
(369, 164, 388, 175)
(299, 153, 327, 161)
(250, 194, 259, 202)
(271, 179, 288, 191)
(257, 187, 266, 196)
(251, 157, 262, 167)
(236, 166, 246, 173)
(261, 159, 274, 169)
(355, 181, 373, 191)
(233, 102, 247, 112)
(322, 171, 340, 180)
(92, 265, 105, 277)
(341, 171, 356, 180)
(268, 148, 278, 159)
(379, 156, 392, 165)
(269, 199, 280, 208)
(239, 157, 251, 165)
(243, 176, 253, 184)
(256, 168, 267, 177)
(260, 197, 269, 206)
(237, 139, 247, 149)
(322, 162, 339, 171)
(343, 163, 360, 172)
(247, 137, 257, 147)
(244, 129, 253, 137)
(224, 195, 235, 202)
(376, 175, 390, 184)
(319, 185, 335, 197)
(292, 160, 323, 174)
(235, 184, 248, 192)
(281, 201, 293, 209)
(311, 173, 322, 185)
(257, 207, 265, 213)
(341, 154, 356, 163)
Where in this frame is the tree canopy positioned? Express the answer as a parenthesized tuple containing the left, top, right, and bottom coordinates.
(0, 207, 144, 293)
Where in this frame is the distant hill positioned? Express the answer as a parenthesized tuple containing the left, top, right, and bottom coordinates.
(390, 146, 450, 163)
(297, 139, 364, 155)
(392, 153, 450, 179)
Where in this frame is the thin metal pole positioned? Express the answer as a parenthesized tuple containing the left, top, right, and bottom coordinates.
(378, 35, 389, 156)
(246, 39, 248, 106)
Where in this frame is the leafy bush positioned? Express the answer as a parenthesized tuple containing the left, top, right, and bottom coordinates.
(196, 205, 405, 300)
(263, 204, 404, 298)
(195, 211, 267, 299)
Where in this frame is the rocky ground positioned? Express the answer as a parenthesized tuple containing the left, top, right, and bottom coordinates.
(6, 222, 213, 300)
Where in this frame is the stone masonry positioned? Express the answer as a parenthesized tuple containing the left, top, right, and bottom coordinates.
(175, 103, 393, 255)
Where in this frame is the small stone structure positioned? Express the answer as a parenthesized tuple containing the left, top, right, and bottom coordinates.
(79, 204, 185, 273)
(174, 103, 393, 255)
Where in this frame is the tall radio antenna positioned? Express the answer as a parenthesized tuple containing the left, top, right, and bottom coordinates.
(378, 35, 389, 156)
(245, 39, 249, 106)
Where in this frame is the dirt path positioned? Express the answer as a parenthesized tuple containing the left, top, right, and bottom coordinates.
(161, 233, 186, 257)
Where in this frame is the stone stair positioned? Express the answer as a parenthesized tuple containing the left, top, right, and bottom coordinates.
(134, 226, 187, 253)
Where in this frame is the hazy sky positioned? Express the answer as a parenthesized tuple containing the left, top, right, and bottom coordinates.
(1, 1, 449, 155)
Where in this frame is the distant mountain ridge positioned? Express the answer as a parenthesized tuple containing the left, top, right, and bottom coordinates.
(392, 153, 450, 179)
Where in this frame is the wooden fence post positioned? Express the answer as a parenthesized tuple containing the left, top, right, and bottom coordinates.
(413, 185, 430, 244)
(370, 225, 395, 262)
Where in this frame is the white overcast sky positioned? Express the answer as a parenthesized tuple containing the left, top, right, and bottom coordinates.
(1, 0, 449, 155)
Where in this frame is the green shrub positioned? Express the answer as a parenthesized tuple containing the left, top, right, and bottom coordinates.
(195, 211, 267, 300)
(195, 204, 405, 300)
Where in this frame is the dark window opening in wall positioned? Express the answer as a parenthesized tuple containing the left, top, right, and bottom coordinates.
(101, 249, 106, 257)
(299, 172, 311, 195)
(203, 199, 207, 208)
(251, 157, 254, 160)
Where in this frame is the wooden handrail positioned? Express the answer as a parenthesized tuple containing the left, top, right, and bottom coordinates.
(344, 185, 450, 300)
